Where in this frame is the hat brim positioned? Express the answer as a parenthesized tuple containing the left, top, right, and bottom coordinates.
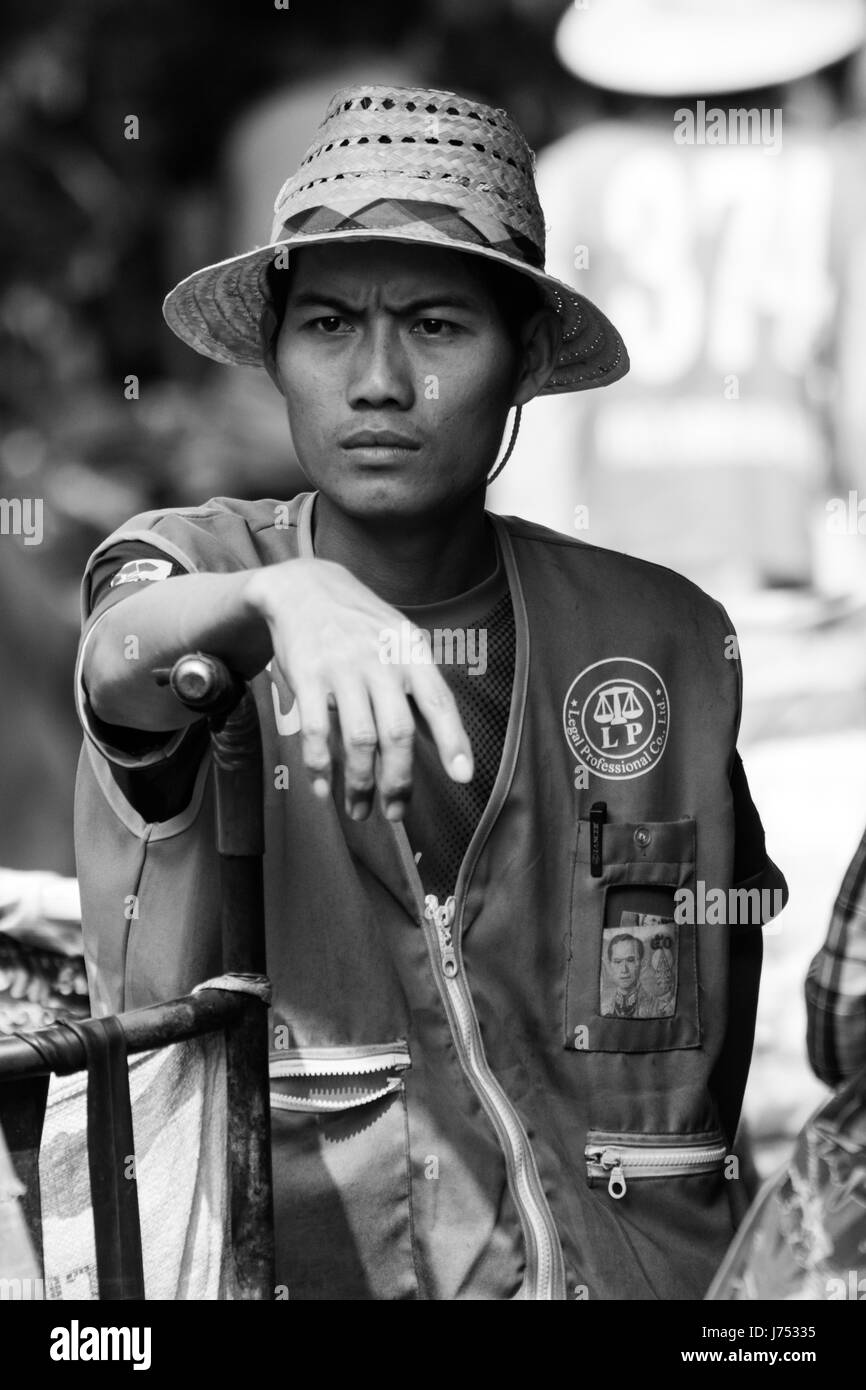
(162, 228, 629, 396)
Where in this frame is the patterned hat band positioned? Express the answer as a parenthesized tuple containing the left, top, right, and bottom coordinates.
(162, 84, 629, 395)
(274, 197, 544, 269)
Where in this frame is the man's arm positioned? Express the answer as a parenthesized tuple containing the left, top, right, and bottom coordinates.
(81, 555, 474, 822)
(83, 568, 273, 732)
(805, 824, 866, 1088)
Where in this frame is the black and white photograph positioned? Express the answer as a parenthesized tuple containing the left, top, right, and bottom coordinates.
(1, 0, 865, 1348)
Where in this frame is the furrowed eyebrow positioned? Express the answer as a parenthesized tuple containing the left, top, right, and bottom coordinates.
(286, 290, 484, 315)
(285, 292, 358, 314)
(393, 294, 483, 315)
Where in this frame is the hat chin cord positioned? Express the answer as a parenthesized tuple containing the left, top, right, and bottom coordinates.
(485, 405, 523, 487)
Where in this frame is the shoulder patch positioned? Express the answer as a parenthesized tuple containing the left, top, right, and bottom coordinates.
(109, 557, 174, 588)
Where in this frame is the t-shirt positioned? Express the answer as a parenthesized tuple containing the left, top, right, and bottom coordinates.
(399, 547, 513, 900)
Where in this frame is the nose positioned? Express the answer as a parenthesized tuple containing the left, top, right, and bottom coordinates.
(347, 317, 415, 411)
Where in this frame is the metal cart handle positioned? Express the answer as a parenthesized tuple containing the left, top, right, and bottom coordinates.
(154, 651, 247, 720)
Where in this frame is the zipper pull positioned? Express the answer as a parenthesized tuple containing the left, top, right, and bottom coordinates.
(424, 894, 458, 977)
(602, 1151, 628, 1200)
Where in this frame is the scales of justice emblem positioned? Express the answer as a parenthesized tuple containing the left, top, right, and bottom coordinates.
(562, 658, 669, 782)
(592, 684, 645, 744)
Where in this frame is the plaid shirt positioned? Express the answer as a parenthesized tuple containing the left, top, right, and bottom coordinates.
(806, 824, 866, 1087)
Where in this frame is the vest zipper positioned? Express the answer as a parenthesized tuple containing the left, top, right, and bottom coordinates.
(425, 894, 458, 976)
(585, 1137, 728, 1199)
(388, 514, 564, 1298)
(420, 889, 565, 1301)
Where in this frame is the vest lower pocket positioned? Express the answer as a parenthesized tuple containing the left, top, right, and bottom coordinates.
(585, 1129, 728, 1199)
(269, 1042, 411, 1112)
(565, 815, 701, 1052)
(269, 1041, 419, 1300)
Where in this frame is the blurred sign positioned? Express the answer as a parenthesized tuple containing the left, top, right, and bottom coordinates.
(491, 115, 860, 594)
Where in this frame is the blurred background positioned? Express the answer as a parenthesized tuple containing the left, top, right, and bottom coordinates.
(2, 0, 866, 1176)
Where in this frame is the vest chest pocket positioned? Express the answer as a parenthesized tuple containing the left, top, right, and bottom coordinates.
(564, 815, 700, 1053)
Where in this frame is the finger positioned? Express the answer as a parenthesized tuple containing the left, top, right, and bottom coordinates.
(332, 680, 379, 820)
(367, 678, 417, 822)
(295, 679, 334, 799)
(408, 662, 473, 783)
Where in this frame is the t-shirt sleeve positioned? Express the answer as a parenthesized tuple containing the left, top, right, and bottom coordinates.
(76, 541, 209, 818)
(730, 749, 788, 931)
(88, 545, 186, 617)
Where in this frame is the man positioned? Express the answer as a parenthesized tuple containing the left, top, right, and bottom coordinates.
(74, 84, 786, 1300)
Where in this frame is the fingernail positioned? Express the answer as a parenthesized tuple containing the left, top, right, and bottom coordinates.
(450, 753, 472, 782)
(384, 802, 405, 822)
(312, 777, 330, 798)
(350, 803, 369, 821)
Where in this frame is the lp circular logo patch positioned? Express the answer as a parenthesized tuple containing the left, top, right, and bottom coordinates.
(563, 659, 669, 781)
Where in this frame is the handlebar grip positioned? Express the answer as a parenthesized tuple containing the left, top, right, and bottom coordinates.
(168, 653, 247, 716)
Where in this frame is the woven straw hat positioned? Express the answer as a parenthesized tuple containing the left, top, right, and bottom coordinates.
(162, 84, 629, 395)
(556, 0, 866, 97)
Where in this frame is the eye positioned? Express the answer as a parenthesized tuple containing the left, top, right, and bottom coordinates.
(310, 316, 351, 334)
(412, 318, 458, 337)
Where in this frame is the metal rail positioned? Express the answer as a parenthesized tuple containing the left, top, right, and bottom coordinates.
(0, 652, 275, 1299)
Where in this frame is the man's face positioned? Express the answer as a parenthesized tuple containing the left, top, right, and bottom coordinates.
(610, 939, 641, 992)
(274, 240, 523, 523)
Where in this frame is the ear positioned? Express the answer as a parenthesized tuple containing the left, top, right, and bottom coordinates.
(511, 308, 562, 407)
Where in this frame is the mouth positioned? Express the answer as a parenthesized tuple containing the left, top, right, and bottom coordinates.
(340, 429, 421, 462)
(340, 429, 421, 448)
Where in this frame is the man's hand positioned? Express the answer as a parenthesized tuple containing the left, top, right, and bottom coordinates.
(244, 558, 473, 821)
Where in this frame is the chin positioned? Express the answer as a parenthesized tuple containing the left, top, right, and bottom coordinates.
(349, 490, 443, 524)
(322, 470, 466, 521)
